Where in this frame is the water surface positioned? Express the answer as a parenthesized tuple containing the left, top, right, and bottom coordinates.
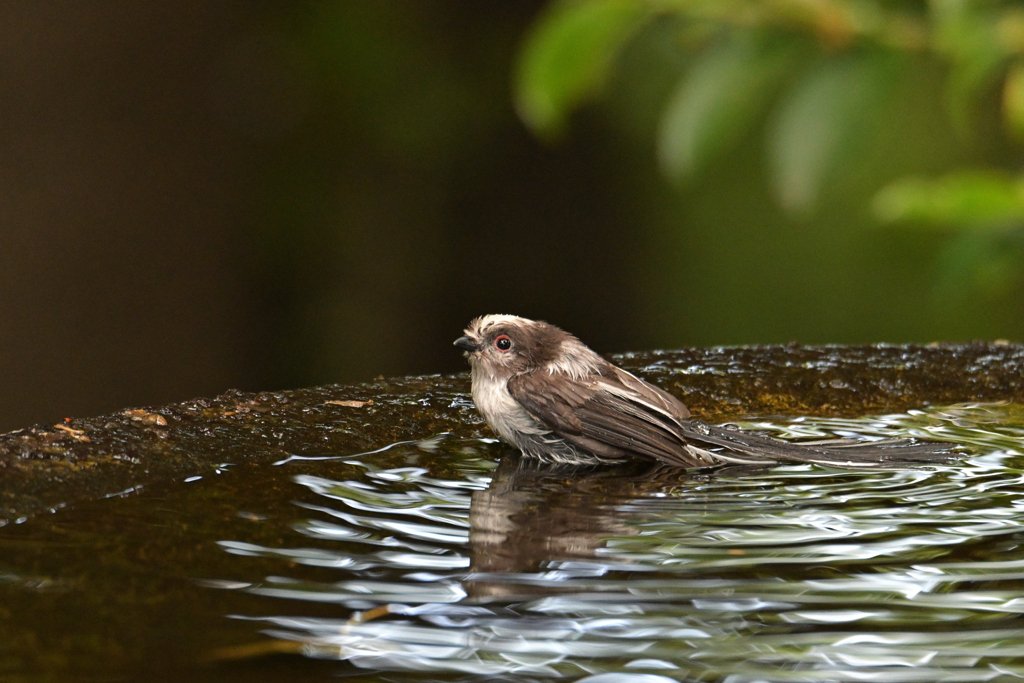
(2, 402, 1024, 682)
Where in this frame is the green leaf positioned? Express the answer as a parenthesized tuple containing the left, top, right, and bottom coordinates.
(873, 171, 1024, 228)
(931, 0, 1008, 135)
(1003, 59, 1024, 142)
(514, 0, 652, 138)
(766, 52, 897, 213)
(657, 34, 797, 180)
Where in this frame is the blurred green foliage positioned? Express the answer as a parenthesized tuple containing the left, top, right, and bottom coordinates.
(516, 0, 1024, 304)
(243, 1, 1024, 389)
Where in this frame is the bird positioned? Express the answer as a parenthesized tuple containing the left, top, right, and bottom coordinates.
(454, 314, 956, 469)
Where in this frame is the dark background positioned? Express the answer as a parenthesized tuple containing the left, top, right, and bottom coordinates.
(1, 1, 1020, 431)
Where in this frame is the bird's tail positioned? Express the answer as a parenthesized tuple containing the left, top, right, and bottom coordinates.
(680, 420, 960, 469)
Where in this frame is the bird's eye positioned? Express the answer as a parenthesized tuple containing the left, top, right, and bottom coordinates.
(494, 335, 512, 351)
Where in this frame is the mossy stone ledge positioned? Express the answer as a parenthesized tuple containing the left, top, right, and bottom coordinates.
(2, 342, 1022, 522)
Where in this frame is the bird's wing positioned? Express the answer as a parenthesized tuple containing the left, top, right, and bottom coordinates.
(603, 365, 691, 419)
(507, 369, 713, 467)
(508, 368, 958, 469)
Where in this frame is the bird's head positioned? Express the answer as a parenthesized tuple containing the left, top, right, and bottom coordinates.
(452, 317, 602, 385)
(454, 314, 573, 380)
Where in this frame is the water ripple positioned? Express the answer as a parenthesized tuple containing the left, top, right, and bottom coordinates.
(206, 403, 1024, 681)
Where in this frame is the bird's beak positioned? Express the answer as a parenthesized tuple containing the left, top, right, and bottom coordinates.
(454, 336, 479, 353)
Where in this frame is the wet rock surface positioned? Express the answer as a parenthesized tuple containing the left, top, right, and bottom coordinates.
(2, 342, 1022, 522)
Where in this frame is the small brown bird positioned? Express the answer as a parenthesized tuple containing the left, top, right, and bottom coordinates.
(454, 314, 954, 468)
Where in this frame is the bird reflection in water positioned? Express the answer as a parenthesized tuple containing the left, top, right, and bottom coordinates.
(466, 451, 696, 594)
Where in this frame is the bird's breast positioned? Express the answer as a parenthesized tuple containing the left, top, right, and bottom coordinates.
(471, 372, 550, 443)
